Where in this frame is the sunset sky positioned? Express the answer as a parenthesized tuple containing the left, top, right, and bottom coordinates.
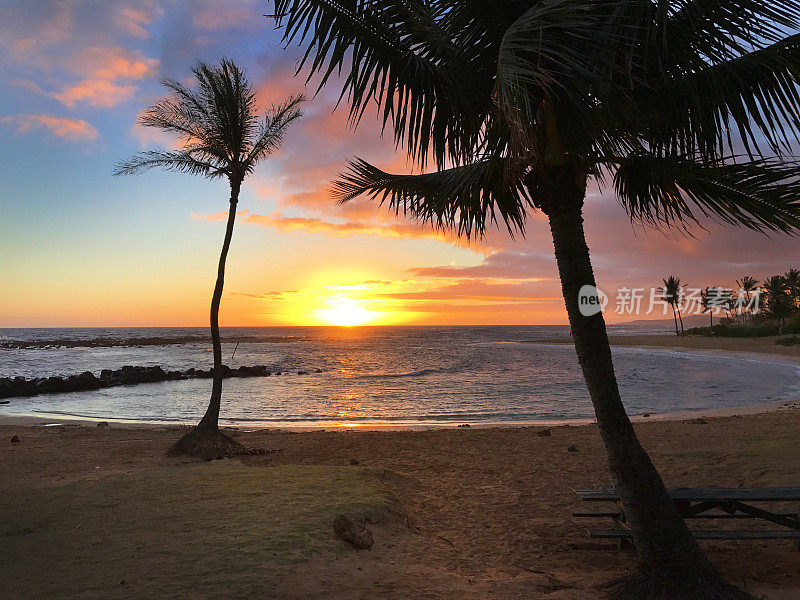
(2, 0, 798, 328)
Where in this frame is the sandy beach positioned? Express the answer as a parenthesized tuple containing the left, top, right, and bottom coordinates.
(604, 334, 800, 362)
(1, 336, 799, 599)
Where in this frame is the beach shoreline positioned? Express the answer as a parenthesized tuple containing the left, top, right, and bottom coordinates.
(2, 396, 798, 431)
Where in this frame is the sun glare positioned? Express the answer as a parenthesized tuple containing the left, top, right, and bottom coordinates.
(316, 295, 377, 326)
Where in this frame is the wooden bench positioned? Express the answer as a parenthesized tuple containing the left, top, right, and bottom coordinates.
(589, 529, 800, 541)
(573, 487, 800, 550)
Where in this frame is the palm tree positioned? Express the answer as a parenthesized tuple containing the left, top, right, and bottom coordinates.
(763, 275, 792, 332)
(661, 275, 684, 335)
(115, 59, 304, 456)
(700, 288, 713, 330)
(272, 2, 800, 597)
(784, 268, 800, 308)
(736, 276, 759, 323)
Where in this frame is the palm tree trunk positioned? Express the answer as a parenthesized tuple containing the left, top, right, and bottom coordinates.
(198, 179, 241, 429)
(540, 165, 747, 599)
(671, 305, 679, 336)
(168, 179, 244, 459)
(677, 306, 684, 334)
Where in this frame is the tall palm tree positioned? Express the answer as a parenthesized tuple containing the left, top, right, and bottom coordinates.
(661, 275, 684, 335)
(700, 288, 713, 329)
(736, 276, 759, 323)
(115, 59, 304, 456)
(763, 275, 792, 332)
(272, 2, 800, 597)
(784, 268, 800, 308)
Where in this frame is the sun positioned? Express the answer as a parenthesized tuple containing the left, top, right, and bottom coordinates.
(316, 295, 377, 326)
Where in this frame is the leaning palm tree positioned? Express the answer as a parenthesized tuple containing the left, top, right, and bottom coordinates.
(273, 2, 800, 597)
(115, 59, 304, 456)
(661, 275, 684, 335)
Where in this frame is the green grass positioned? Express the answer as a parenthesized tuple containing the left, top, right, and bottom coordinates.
(776, 335, 800, 346)
(0, 462, 392, 599)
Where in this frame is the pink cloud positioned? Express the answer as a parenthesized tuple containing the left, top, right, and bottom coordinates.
(81, 47, 159, 80)
(115, 6, 160, 39)
(254, 64, 308, 107)
(52, 47, 159, 108)
(371, 279, 560, 302)
(1, 114, 98, 141)
(54, 79, 137, 108)
(409, 250, 555, 280)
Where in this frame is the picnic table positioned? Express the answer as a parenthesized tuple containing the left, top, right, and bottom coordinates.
(573, 487, 800, 550)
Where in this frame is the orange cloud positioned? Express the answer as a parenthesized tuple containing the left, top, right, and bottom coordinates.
(0, 114, 98, 141)
(242, 212, 454, 242)
(54, 47, 159, 108)
(191, 209, 252, 222)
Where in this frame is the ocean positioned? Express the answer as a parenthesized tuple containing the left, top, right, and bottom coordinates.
(1, 326, 798, 426)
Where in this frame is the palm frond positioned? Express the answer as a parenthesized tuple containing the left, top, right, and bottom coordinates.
(272, 0, 503, 167)
(243, 94, 306, 170)
(113, 151, 226, 178)
(664, 0, 800, 64)
(637, 34, 800, 158)
(190, 59, 258, 167)
(333, 157, 532, 239)
(613, 153, 800, 233)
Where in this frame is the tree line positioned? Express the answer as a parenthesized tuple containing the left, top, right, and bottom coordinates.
(661, 269, 800, 335)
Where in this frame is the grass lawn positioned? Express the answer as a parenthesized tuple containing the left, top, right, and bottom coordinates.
(0, 462, 391, 599)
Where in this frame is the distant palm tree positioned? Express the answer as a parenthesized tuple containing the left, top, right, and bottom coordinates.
(784, 268, 800, 308)
(763, 275, 792, 332)
(700, 288, 713, 330)
(736, 276, 759, 323)
(273, 2, 800, 597)
(115, 59, 304, 456)
(661, 275, 684, 335)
